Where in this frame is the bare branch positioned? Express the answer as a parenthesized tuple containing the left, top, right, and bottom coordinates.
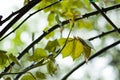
(88, 28, 120, 41)
(90, 2, 120, 33)
(0, 0, 42, 38)
(0, 11, 19, 26)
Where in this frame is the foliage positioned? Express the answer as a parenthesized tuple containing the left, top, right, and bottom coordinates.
(0, 0, 120, 80)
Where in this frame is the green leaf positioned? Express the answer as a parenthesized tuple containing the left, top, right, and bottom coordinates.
(48, 12, 55, 26)
(24, 0, 30, 5)
(36, 71, 46, 79)
(61, 38, 84, 60)
(61, 40, 74, 58)
(78, 37, 93, 61)
(55, 15, 62, 26)
(0, 50, 8, 65)
(47, 60, 56, 75)
(71, 39, 84, 60)
(5, 77, 11, 80)
(77, 20, 92, 29)
(57, 38, 72, 46)
(21, 74, 35, 80)
(58, 37, 93, 60)
(9, 54, 21, 66)
(29, 48, 47, 62)
(64, 9, 74, 19)
(83, 45, 91, 62)
(45, 39, 59, 52)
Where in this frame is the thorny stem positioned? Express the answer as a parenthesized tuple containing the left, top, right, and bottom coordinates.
(0, 0, 42, 38)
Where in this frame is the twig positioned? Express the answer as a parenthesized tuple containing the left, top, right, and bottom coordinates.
(88, 28, 120, 41)
(0, 0, 61, 41)
(0, 0, 42, 38)
(1, 3, 120, 78)
(55, 23, 74, 57)
(90, 1, 120, 33)
(0, 72, 24, 75)
(61, 40, 120, 80)
(32, 33, 35, 54)
(0, 11, 19, 26)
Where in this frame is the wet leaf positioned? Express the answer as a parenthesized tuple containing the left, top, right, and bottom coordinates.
(29, 48, 47, 62)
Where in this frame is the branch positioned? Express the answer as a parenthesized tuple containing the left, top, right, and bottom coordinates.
(0, 10, 19, 26)
(0, 0, 42, 38)
(0, 0, 61, 41)
(0, 72, 24, 75)
(90, 1, 120, 33)
(61, 40, 120, 80)
(1, 3, 120, 78)
(88, 28, 120, 41)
